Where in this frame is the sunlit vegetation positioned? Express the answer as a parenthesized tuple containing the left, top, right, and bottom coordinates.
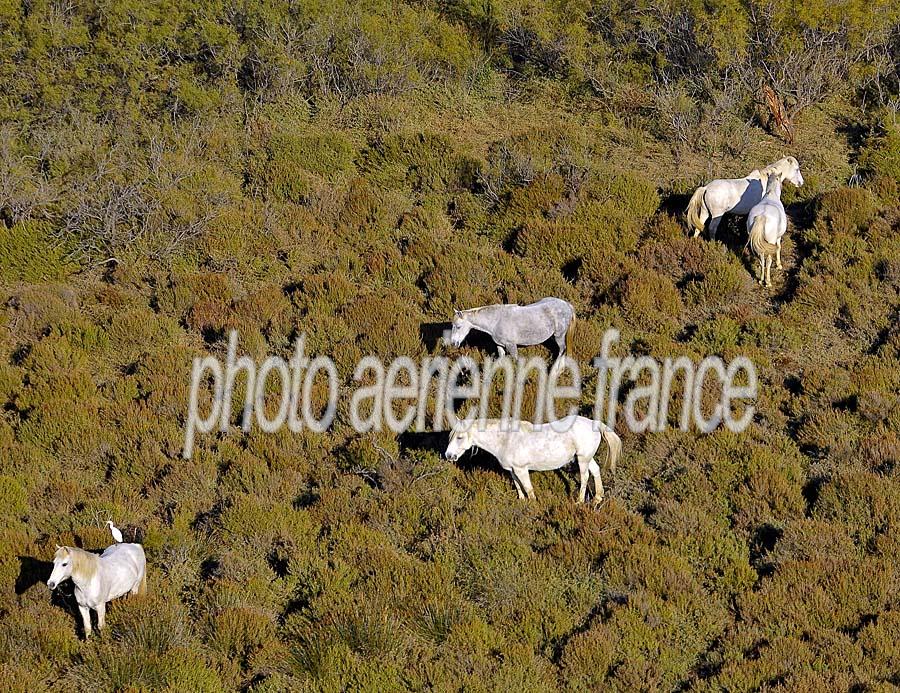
(1, 0, 899, 689)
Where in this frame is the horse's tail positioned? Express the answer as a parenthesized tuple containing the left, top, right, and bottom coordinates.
(564, 310, 576, 357)
(748, 214, 777, 258)
(686, 186, 708, 236)
(601, 427, 621, 474)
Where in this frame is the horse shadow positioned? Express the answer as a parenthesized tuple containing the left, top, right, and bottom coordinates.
(737, 179, 765, 210)
(715, 215, 754, 259)
(420, 322, 450, 351)
(400, 429, 496, 476)
(663, 187, 751, 251)
(659, 192, 691, 219)
(15, 555, 52, 595)
(421, 321, 499, 355)
(399, 430, 450, 456)
(16, 555, 85, 636)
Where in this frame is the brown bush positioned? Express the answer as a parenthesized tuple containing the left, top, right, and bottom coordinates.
(815, 187, 877, 234)
(612, 266, 684, 335)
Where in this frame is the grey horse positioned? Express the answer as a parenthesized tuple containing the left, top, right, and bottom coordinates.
(446, 297, 575, 360)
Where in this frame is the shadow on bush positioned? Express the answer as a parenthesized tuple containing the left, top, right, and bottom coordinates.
(420, 321, 451, 351)
(15, 555, 52, 595)
(18, 556, 86, 635)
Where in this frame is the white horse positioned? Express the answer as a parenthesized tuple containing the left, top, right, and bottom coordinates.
(47, 529, 146, 637)
(686, 157, 803, 240)
(447, 297, 575, 360)
(747, 174, 787, 287)
(444, 415, 622, 504)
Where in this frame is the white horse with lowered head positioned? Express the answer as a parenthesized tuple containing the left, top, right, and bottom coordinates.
(444, 415, 622, 504)
(447, 297, 575, 361)
(747, 174, 787, 287)
(47, 524, 146, 637)
(686, 156, 803, 240)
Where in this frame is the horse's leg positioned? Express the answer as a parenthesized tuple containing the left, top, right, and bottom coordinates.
(513, 468, 535, 500)
(555, 331, 566, 359)
(96, 602, 106, 631)
(776, 240, 783, 269)
(78, 604, 92, 638)
(708, 215, 722, 241)
(131, 571, 146, 596)
(506, 343, 518, 359)
(576, 455, 590, 503)
(510, 470, 525, 499)
(588, 458, 604, 504)
(765, 255, 772, 286)
(497, 344, 506, 358)
(758, 255, 765, 285)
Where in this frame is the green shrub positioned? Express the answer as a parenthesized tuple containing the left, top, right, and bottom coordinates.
(247, 127, 356, 203)
(0, 475, 27, 528)
(612, 266, 683, 335)
(859, 123, 900, 182)
(362, 131, 479, 193)
(502, 173, 566, 228)
(0, 222, 76, 282)
(585, 170, 659, 224)
(208, 607, 278, 665)
(815, 187, 877, 234)
(691, 316, 741, 354)
(770, 519, 857, 566)
(682, 256, 752, 314)
(812, 472, 900, 550)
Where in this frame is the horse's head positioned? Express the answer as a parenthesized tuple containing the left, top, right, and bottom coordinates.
(447, 310, 473, 348)
(444, 425, 475, 462)
(780, 156, 804, 187)
(47, 546, 73, 590)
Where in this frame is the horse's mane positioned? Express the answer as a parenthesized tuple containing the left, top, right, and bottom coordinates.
(59, 546, 99, 581)
(455, 418, 535, 433)
(484, 418, 534, 431)
(761, 157, 793, 175)
(462, 304, 518, 315)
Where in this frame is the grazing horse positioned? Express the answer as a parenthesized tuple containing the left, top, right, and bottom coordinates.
(47, 534, 146, 637)
(686, 157, 803, 240)
(444, 415, 622, 504)
(447, 297, 575, 361)
(747, 174, 787, 287)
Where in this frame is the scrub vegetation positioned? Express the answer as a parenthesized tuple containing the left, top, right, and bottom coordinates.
(1, 0, 899, 690)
